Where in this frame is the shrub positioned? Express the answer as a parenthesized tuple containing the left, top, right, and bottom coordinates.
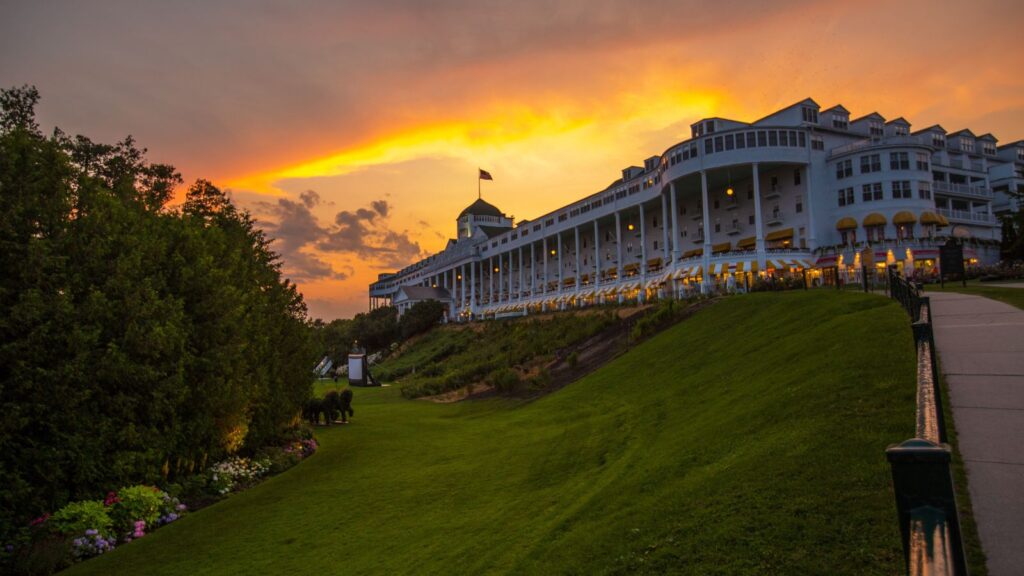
(50, 501, 113, 539)
(566, 351, 579, 369)
(109, 486, 163, 535)
(487, 368, 521, 392)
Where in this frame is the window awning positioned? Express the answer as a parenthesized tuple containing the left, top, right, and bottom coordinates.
(863, 213, 886, 227)
(765, 228, 794, 241)
(836, 217, 858, 230)
(681, 248, 703, 258)
(647, 257, 663, 267)
(712, 242, 732, 254)
(735, 261, 745, 273)
(893, 211, 917, 225)
(937, 214, 950, 227)
(737, 236, 756, 249)
(919, 211, 942, 225)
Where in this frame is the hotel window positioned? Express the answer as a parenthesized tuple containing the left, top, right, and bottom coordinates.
(735, 133, 745, 149)
(545, 218, 554, 226)
(749, 214, 755, 224)
(811, 136, 825, 150)
(789, 130, 798, 146)
(714, 222, 721, 233)
(713, 200, 719, 209)
(793, 169, 801, 186)
(758, 131, 767, 147)
(860, 154, 881, 173)
(897, 222, 914, 241)
(1017, 148, 1024, 161)
(932, 134, 946, 148)
(768, 131, 778, 146)
(916, 152, 929, 171)
(802, 107, 818, 124)
(747, 188, 753, 200)
(841, 228, 857, 246)
(714, 136, 724, 152)
(746, 132, 756, 148)
(960, 138, 974, 153)
(895, 124, 908, 136)
(705, 120, 716, 133)
(705, 138, 713, 154)
(779, 131, 789, 146)
(725, 134, 734, 150)
(862, 183, 883, 202)
(866, 224, 885, 242)
(652, 241, 658, 251)
(890, 152, 909, 170)
(892, 181, 912, 199)
(836, 159, 853, 179)
(832, 114, 849, 130)
(869, 121, 884, 137)
(837, 187, 854, 207)
(982, 143, 996, 156)
(918, 182, 932, 200)
(653, 216, 658, 228)
(770, 176, 778, 191)
(798, 132, 806, 147)
(558, 214, 568, 222)
(795, 195, 803, 213)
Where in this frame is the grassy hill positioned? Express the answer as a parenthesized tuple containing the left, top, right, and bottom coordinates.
(64, 291, 913, 575)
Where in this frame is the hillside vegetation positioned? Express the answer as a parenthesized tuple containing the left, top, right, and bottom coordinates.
(65, 291, 914, 575)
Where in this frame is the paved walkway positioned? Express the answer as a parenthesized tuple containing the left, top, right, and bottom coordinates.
(927, 291, 1024, 576)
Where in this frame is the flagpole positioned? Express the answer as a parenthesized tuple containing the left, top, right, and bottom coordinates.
(478, 171, 481, 199)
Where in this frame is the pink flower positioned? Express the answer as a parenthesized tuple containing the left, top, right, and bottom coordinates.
(104, 491, 120, 506)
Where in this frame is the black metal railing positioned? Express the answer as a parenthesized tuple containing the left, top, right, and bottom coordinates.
(885, 268, 967, 575)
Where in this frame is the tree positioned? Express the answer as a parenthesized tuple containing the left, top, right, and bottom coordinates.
(398, 300, 446, 340)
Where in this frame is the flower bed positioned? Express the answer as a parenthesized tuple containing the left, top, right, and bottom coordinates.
(1, 432, 319, 575)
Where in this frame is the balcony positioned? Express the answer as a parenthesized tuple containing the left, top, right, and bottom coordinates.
(936, 208, 996, 225)
(763, 188, 781, 200)
(933, 181, 993, 199)
(726, 224, 743, 236)
(828, 135, 926, 158)
(766, 210, 786, 226)
(724, 200, 739, 211)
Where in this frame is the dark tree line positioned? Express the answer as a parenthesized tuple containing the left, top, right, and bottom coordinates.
(313, 301, 446, 367)
(0, 86, 317, 537)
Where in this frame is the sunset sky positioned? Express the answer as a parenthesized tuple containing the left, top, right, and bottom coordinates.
(3, 0, 1023, 319)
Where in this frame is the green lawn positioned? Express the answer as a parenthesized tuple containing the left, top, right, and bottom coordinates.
(926, 280, 1024, 311)
(65, 291, 913, 575)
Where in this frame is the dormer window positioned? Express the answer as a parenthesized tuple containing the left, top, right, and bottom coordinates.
(1018, 148, 1024, 161)
(895, 124, 908, 136)
(982, 143, 996, 156)
(932, 134, 946, 148)
(869, 120, 884, 137)
(705, 120, 716, 134)
(960, 139, 974, 153)
(832, 114, 848, 130)
(801, 107, 818, 124)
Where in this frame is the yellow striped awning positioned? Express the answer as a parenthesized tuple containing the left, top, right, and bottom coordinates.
(647, 257, 663, 267)
(920, 211, 942, 225)
(766, 259, 784, 270)
(749, 260, 759, 273)
(836, 217, 858, 230)
(765, 228, 794, 242)
(712, 242, 732, 254)
(681, 248, 703, 258)
(937, 214, 950, 227)
(735, 261, 746, 273)
(863, 213, 886, 226)
(893, 211, 917, 224)
(692, 266, 703, 278)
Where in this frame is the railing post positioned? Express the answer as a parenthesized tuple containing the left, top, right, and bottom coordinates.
(886, 440, 968, 575)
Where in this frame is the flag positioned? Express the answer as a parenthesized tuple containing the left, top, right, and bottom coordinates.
(478, 168, 493, 181)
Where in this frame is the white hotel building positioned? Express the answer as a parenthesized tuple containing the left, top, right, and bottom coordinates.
(370, 98, 1021, 319)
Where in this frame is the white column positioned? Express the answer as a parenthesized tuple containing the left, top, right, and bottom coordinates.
(593, 219, 600, 292)
(530, 242, 536, 297)
(615, 211, 623, 280)
(670, 181, 680, 262)
(507, 251, 512, 302)
(517, 247, 523, 299)
(753, 162, 766, 271)
(574, 226, 581, 295)
(557, 233, 563, 294)
(542, 237, 548, 294)
(639, 203, 647, 282)
(489, 256, 494, 304)
(661, 192, 670, 263)
(470, 261, 477, 310)
(461, 264, 467, 315)
(701, 170, 712, 287)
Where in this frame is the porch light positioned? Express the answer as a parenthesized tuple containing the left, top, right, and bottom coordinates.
(494, 267, 500, 273)
(627, 223, 635, 231)
(726, 187, 734, 196)
(550, 249, 557, 256)
(457, 274, 462, 280)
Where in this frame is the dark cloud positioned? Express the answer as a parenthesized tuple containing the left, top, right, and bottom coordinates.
(247, 191, 423, 280)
